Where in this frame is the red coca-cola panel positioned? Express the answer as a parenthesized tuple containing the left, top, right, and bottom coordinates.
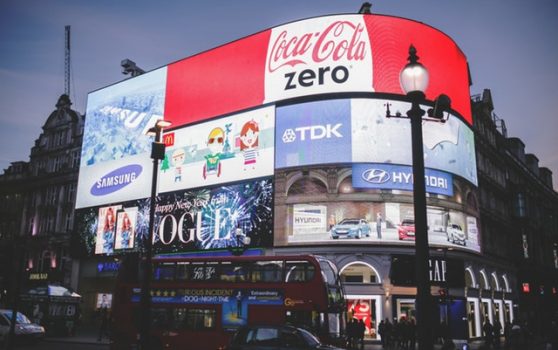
(164, 14, 471, 127)
(364, 15, 471, 124)
(164, 30, 270, 126)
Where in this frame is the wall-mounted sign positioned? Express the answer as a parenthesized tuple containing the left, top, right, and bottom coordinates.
(352, 163, 453, 196)
(390, 255, 465, 288)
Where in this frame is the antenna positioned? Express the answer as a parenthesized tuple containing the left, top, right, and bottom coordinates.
(64, 25, 71, 96)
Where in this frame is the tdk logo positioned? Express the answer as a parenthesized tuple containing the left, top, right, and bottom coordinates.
(361, 169, 390, 184)
(282, 123, 343, 143)
(91, 164, 142, 196)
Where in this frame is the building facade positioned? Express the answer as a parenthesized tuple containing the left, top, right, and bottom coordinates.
(0, 94, 83, 307)
(1, 12, 557, 342)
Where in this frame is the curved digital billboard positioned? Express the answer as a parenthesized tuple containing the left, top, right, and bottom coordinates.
(75, 13, 478, 255)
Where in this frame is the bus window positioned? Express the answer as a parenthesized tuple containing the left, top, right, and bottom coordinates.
(153, 263, 175, 281)
(285, 261, 315, 282)
(151, 308, 170, 329)
(190, 263, 218, 281)
(252, 261, 283, 282)
(319, 260, 338, 285)
(220, 262, 249, 282)
(176, 263, 189, 280)
(185, 309, 216, 330)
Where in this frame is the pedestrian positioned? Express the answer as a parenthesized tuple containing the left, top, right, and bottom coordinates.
(97, 307, 109, 342)
(384, 318, 393, 348)
(408, 318, 416, 350)
(493, 319, 502, 348)
(378, 319, 386, 347)
(357, 319, 366, 350)
(483, 319, 493, 349)
(376, 213, 383, 239)
(346, 318, 356, 349)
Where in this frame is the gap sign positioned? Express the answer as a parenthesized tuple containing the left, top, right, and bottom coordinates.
(352, 163, 453, 196)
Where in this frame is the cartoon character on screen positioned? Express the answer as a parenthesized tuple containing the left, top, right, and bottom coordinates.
(203, 127, 225, 179)
(171, 148, 186, 183)
(239, 120, 260, 171)
(120, 212, 133, 249)
(102, 207, 116, 254)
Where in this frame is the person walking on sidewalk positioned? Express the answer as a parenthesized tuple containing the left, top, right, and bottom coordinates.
(357, 319, 366, 350)
(97, 307, 109, 342)
(482, 319, 493, 349)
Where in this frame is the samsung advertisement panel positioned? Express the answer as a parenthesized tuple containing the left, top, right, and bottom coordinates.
(159, 106, 275, 192)
(76, 68, 168, 209)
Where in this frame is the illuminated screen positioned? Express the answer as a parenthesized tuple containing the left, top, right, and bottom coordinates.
(153, 178, 274, 254)
(275, 98, 477, 185)
(75, 178, 273, 256)
(114, 207, 137, 250)
(283, 201, 480, 253)
(275, 99, 351, 168)
(76, 68, 168, 209)
(164, 14, 471, 128)
(159, 106, 275, 192)
(96, 293, 113, 309)
(94, 205, 122, 255)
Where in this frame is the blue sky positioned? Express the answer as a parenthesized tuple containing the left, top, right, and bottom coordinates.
(1, 0, 557, 188)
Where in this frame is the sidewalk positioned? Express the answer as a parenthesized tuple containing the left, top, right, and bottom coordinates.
(44, 326, 110, 346)
(361, 339, 487, 350)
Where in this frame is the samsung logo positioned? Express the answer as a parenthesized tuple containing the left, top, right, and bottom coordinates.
(361, 169, 390, 184)
(91, 164, 142, 196)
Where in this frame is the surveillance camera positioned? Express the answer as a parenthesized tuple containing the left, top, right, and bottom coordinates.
(428, 94, 451, 120)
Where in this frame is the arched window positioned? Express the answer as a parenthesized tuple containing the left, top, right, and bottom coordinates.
(479, 270, 489, 290)
(340, 262, 381, 284)
(502, 274, 511, 293)
(491, 272, 500, 291)
(288, 176, 327, 196)
(465, 267, 477, 288)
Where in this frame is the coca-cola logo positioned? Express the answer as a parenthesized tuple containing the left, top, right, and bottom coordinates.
(268, 20, 367, 73)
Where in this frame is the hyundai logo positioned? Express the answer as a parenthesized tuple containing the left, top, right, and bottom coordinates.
(361, 169, 390, 184)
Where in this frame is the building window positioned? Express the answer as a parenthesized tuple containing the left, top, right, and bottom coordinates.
(515, 193, 526, 217)
(465, 268, 477, 288)
(340, 262, 380, 284)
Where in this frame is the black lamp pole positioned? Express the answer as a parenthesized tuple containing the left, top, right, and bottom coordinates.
(407, 89, 434, 350)
(139, 121, 168, 350)
(386, 45, 452, 350)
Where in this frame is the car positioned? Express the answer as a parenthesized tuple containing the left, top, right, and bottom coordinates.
(446, 223, 466, 246)
(330, 219, 370, 239)
(0, 309, 45, 344)
(397, 219, 415, 240)
(228, 324, 345, 350)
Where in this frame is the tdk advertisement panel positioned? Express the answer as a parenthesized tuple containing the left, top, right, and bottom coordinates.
(275, 99, 351, 168)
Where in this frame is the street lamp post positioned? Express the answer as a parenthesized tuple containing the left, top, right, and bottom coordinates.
(386, 45, 451, 350)
(139, 119, 171, 350)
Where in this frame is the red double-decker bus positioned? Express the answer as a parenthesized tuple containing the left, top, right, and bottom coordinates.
(110, 254, 346, 349)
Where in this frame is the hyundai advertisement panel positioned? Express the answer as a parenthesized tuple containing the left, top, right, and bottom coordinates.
(283, 200, 480, 253)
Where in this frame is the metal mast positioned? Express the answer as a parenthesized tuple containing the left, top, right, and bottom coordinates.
(64, 25, 71, 96)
